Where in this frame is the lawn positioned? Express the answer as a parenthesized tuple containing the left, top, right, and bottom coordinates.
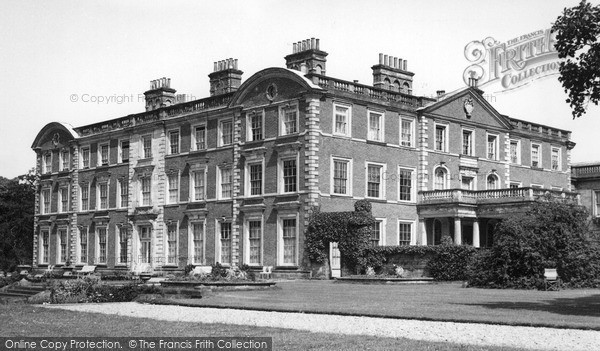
(0, 304, 523, 351)
(165, 280, 600, 330)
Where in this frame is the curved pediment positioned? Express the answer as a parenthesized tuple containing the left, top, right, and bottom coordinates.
(229, 67, 324, 107)
(31, 122, 78, 150)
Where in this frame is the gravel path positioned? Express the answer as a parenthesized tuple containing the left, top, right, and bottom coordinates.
(43, 302, 600, 350)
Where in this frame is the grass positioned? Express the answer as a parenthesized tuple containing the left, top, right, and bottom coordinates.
(166, 280, 600, 330)
(1, 304, 522, 351)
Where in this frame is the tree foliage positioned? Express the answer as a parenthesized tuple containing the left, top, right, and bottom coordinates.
(0, 169, 36, 270)
(552, 0, 600, 118)
(467, 197, 600, 289)
(304, 200, 375, 273)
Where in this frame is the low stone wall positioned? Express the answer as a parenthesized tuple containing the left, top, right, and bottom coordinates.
(379, 251, 435, 278)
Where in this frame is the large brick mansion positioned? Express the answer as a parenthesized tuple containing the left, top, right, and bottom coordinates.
(31, 38, 578, 277)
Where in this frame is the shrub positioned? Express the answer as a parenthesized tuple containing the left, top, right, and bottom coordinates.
(50, 276, 163, 304)
(467, 198, 600, 289)
(426, 245, 478, 281)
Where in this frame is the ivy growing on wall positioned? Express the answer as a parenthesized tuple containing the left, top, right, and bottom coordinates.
(304, 200, 375, 272)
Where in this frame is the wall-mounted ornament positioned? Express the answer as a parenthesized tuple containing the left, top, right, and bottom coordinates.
(463, 98, 474, 118)
(52, 133, 60, 148)
(266, 83, 278, 101)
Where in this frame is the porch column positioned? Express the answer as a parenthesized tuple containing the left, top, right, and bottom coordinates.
(473, 219, 480, 248)
(419, 218, 427, 245)
(454, 217, 462, 245)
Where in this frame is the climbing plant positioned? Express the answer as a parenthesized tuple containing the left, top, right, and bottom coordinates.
(304, 200, 375, 273)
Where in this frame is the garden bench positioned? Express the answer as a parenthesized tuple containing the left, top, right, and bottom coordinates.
(544, 268, 560, 291)
(259, 266, 273, 280)
(76, 265, 97, 277)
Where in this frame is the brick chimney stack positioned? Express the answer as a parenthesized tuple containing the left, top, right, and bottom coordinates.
(372, 53, 414, 94)
(285, 37, 328, 75)
(144, 77, 176, 111)
(209, 58, 243, 96)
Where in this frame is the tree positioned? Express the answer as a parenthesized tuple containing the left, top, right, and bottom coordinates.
(0, 169, 36, 270)
(467, 197, 600, 289)
(552, 0, 600, 118)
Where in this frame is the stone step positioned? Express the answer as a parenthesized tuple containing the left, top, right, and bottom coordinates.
(0, 291, 34, 298)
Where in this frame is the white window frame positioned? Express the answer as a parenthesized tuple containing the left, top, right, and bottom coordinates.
(247, 110, 265, 141)
(190, 169, 207, 202)
(371, 218, 386, 246)
(365, 162, 386, 200)
(244, 216, 264, 266)
(510, 181, 522, 189)
(216, 220, 232, 266)
(167, 172, 180, 204)
(59, 186, 69, 213)
(509, 139, 521, 164)
(279, 155, 299, 194)
(400, 117, 415, 147)
(397, 166, 416, 203)
(119, 139, 130, 163)
(142, 135, 152, 159)
(78, 226, 88, 264)
(398, 220, 415, 246)
(44, 152, 52, 173)
(551, 146, 561, 171)
(57, 227, 67, 264)
(60, 149, 70, 171)
(333, 103, 352, 137)
(140, 177, 152, 206)
(98, 143, 109, 166)
(165, 222, 178, 266)
(138, 225, 152, 264)
(219, 119, 234, 147)
(277, 213, 299, 266)
(189, 221, 205, 265)
(279, 104, 299, 136)
(81, 147, 90, 169)
(434, 123, 448, 152)
(118, 179, 128, 208)
(39, 230, 50, 264)
(461, 175, 475, 190)
(192, 124, 207, 151)
(97, 181, 109, 210)
(80, 183, 89, 212)
(246, 160, 264, 197)
(41, 188, 51, 214)
(331, 157, 353, 196)
(433, 166, 449, 190)
(367, 110, 384, 142)
(96, 227, 107, 264)
(462, 128, 474, 156)
(217, 166, 233, 200)
(117, 226, 128, 265)
(531, 142, 542, 168)
(486, 133, 499, 161)
(486, 173, 499, 190)
(168, 129, 180, 155)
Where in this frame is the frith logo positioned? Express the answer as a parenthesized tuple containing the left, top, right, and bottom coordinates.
(463, 28, 560, 92)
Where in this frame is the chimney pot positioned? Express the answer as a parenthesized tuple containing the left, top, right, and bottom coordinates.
(384, 54, 389, 66)
(379, 53, 383, 65)
(234, 59, 238, 70)
(311, 38, 315, 49)
(393, 57, 398, 68)
(403, 60, 407, 70)
(316, 38, 320, 50)
(167, 78, 171, 88)
(436, 90, 446, 96)
(293, 43, 297, 53)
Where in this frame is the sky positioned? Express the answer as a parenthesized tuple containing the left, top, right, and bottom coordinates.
(1, 0, 598, 179)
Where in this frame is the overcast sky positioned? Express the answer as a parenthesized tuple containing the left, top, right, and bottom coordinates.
(1, 0, 598, 179)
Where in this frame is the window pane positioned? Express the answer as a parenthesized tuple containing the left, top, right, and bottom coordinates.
(98, 228, 107, 263)
(221, 121, 233, 145)
(399, 169, 412, 201)
(168, 174, 178, 203)
(333, 160, 348, 195)
(367, 165, 381, 198)
(119, 228, 128, 263)
(283, 159, 297, 192)
(194, 171, 205, 201)
(80, 229, 87, 263)
(142, 178, 151, 206)
(220, 222, 232, 264)
(143, 136, 152, 158)
(192, 223, 204, 264)
(399, 223, 411, 246)
(401, 119, 412, 146)
(195, 126, 206, 150)
(249, 220, 261, 264)
(169, 131, 179, 154)
(221, 168, 232, 198)
(249, 164, 263, 195)
(371, 221, 381, 246)
(167, 224, 177, 264)
(251, 115, 263, 141)
(435, 126, 445, 151)
(368, 113, 382, 141)
(283, 107, 297, 135)
(510, 141, 519, 164)
(100, 145, 109, 165)
(282, 219, 296, 264)
(121, 141, 129, 162)
(335, 106, 348, 135)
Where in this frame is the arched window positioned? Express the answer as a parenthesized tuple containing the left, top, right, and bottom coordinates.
(314, 65, 322, 75)
(434, 168, 447, 190)
(384, 78, 391, 90)
(402, 82, 411, 94)
(393, 80, 401, 92)
(487, 174, 498, 190)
